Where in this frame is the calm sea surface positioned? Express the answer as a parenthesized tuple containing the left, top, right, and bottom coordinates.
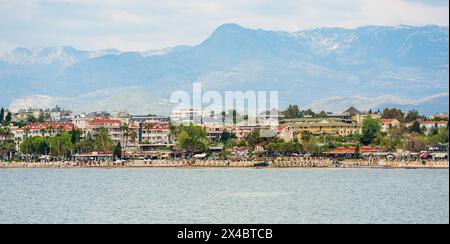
(0, 168, 448, 224)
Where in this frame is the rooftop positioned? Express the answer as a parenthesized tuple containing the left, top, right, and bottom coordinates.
(89, 119, 122, 125)
(282, 118, 358, 127)
(17, 122, 76, 131)
(142, 123, 171, 130)
(380, 118, 398, 123)
(421, 121, 448, 125)
(343, 106, 362, 115)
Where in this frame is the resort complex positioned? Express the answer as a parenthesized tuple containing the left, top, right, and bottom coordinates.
(0, 106, 448, 168)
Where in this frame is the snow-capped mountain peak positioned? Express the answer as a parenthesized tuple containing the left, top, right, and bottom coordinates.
(0, 46, 123, 66)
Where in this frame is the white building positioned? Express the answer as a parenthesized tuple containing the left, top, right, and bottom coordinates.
(379, 118, 401, 133)
(420, 121, 448, 134)
(170, 108, 204, 125)
(72, 113, 90, 131)
(139, 123, 173, 145)
(85, 118, 137, 148)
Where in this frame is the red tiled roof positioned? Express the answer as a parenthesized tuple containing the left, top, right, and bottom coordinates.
(89, 119, 122, 125)
(421, 121, 448, 125)
(276, 125, 286, 131)
(380, 118, 396, 123)
(142, 123, 170, 130)
(18, 122, 76, 131)
(127, 122, 139, 129)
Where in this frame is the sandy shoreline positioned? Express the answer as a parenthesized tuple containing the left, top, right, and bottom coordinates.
(1, 166, 448, 170)
(1, 160, 448, 169)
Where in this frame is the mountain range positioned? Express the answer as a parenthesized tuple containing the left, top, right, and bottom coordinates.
(1, 23, 448, 115)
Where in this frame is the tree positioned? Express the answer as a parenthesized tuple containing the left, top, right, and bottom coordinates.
(74, 131, 95, 154)
(318, 111, 328, 118)
(245, 129, 276, 148)
(220, 129, 236, 144)
(409, 121, 422, 134)
(383, 127, 405, 151)
(113, 142, 122, 160)
(221, 110, 242, 125)
(404, 134, 427, 152)
(56, 125, 65, 135)
(266, 140, 303, 157)
(120, 123, 130, 148)
(429, 126, 439, 136)
(69, 128, 82, 144)
(300, 131, 312, 142)
(231, 110, 238, 125)
(27, 115, 37, 123)
(0, 126, 15, 160)
(405, 110, 420, 123)
(0, 108, 4, 124)
(303, 109, 317, 118)
(93, 128, 114, 152)
(428, 127, 449, 146)
(361, 117, 381, 145)
(34, 137, 50, 155)
(382, 108, 404, 122)
(285, 141, 303, 155)
(354, 144, 361, 159)
(37, 113, 46, 123)
(5, 112, 12, 124)
(0, 126, 13, 141)
(266, 141, 282, 156)
(19, 136, 50, 159)
(20, 137, 35, 157)
(373, 133, 387, 148)
(47, 125, 55, 136)
(283, 105, 301, 119)
(176, 125, 209, 155)
(129, 130, 137, 146)
(0, 139, 15, 160)
(49, 133, 73, 159)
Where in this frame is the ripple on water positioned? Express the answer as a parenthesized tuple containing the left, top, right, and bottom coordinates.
(0, 168, 448, 224)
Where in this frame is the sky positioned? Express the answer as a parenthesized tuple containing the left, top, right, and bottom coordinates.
(0, 0, 448, 51)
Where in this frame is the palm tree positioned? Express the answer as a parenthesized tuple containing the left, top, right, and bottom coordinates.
(47, 125, 55, 136)
(40, 128, 47, 137)
(144, 123, 153, 131)
(15, 137, 21, 154)
(56, 125, 64, 135)
(169, 124, 177, 144)
(0, 127, 12, 140)
(120, 123, 130, 148)
(129, 130, 138, 147)
(0, 140, 11, 160)
(0, 127, 15, 160)
(94, 128, 113, 152)
(24, 128, 30, 138)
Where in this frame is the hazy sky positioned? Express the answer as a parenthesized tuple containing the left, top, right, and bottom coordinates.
(0, 0, 448, 51)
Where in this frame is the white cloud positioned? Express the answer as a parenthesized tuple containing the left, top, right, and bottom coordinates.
(0, 0, 448, 51)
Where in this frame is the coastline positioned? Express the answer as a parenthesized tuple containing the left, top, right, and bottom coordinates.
(1, 159, 448, 169)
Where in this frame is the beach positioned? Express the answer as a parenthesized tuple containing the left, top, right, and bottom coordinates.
(1, 158, 448, 169)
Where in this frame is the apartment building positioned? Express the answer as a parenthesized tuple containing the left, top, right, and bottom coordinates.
(281, 118, 361, 140)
